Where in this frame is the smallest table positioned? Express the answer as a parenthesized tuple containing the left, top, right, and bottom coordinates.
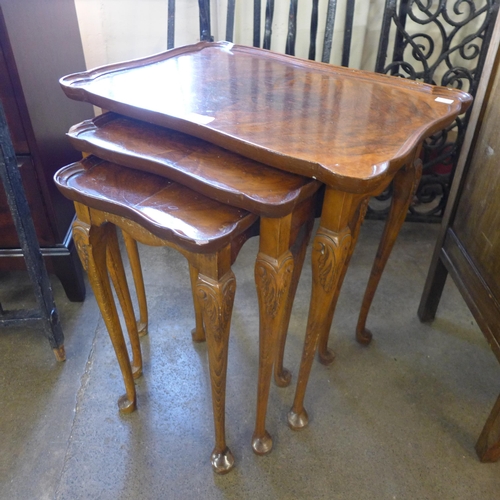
(55, 156, 259, 473)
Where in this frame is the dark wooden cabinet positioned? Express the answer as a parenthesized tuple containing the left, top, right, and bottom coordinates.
(418, 17, 500, 462)
(0, 0, 93, 301)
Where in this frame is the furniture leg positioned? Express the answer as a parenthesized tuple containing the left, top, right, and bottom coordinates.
(107, 227, 143, 379)
(418, 257, 449, 322)
(288, 189, 359, 429)
(122, 231, 148, 336)
(476, 393, 500, 462)
(72, 215, 136, 413)
(51, 239, 86, 302)
(195, 249, 236, 474)
(317, 197, 370, 365)
(252, 215, 294, 454)
(189, 263, 206, 342)
(356, 159, 422, 345)
(0, 104, 65, 359)
(274, 216, 314, 387)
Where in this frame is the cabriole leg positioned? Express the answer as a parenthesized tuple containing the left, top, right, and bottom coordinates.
(252, 215, 294, 454)
(356, 160, 422, 345)
(107, 226, 142, 379)
(189, 263, 206, 343)
(317, 197, 369, 365)
(196, 254, 236, 474)
(122, 231, 148, 336)
(274, 216, 314, 387)
(288, 190, 359, 430)
(253, 249, 294, 454)
(73, 216, 136, 413)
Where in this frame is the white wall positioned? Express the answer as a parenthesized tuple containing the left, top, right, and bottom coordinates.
(75, 0, 170, 68)
(74, 0, 386, 69)
(74, 0, 486, 90)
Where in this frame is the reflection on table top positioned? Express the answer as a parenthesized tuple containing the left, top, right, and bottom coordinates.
(61, 41, 472, 193)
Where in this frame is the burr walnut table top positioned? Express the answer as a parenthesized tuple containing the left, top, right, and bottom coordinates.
(60, 41, 472, 193)
(66, 112, 320, 218)
(56, 155, 258, 253)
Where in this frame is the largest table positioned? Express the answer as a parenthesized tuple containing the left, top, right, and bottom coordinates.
(61, 41, 471, 434)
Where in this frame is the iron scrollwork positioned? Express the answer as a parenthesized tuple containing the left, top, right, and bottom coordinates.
(372, 0, 499, 221)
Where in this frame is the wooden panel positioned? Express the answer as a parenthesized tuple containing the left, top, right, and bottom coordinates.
(0, 156, 53, 247)
(418, 16, 500, 463)
(0, 0, 93, 241)
(453, 60, 500, 302)
(418, 13, 500, 324)
(0, 1, 90, 301)
(441, 229, 500, 362)
(0, 23, 28, 153)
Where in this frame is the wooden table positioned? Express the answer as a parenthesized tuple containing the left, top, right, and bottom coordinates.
(55, 156, 259, 473)
(65, 111, 320, 462)
(60, 41, 471, 433)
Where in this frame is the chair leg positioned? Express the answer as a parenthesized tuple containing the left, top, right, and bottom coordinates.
(122, 231, 148, 336)
(107, 227, 143, 379)
(73, 219, 136, 413)
(196, 260, 236, 474)
(189, 263, 206, 343)
(274, 216, 314, 387)
(355, 160, 422, 345)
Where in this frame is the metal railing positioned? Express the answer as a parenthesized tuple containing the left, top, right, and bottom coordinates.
(166, 0, 499, 221)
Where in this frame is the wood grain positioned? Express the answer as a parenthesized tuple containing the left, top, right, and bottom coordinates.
(60, 41, 471, 193)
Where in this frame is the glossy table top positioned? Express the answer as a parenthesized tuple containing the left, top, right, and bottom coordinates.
(61, 41, 472, 193)
(55, 156, 257, 252)
(67, 112, 320, 218)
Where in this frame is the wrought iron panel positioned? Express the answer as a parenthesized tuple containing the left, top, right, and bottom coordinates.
(226, 0, 236, 42)
(255, 0, 354, 65)
(322, 0, 339, 63)
(198, 0, 213, 42)
(373, 0, 500, 220)
(167, 0, 175, 49)
(263, 0, 275, 50)
(286, 0, 299, 56)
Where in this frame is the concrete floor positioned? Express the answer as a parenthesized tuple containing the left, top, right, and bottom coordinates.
(1, 220, 499, 500)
